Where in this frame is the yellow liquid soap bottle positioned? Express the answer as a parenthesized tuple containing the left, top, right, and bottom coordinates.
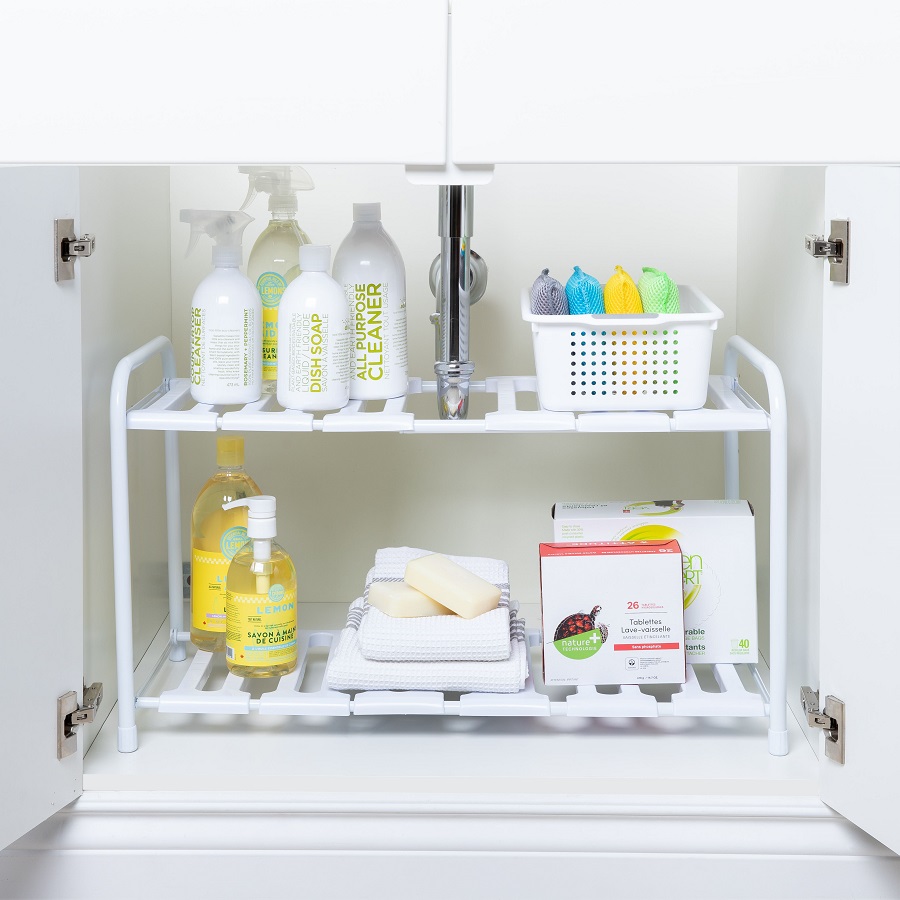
(223, 495, 298, 678)
(190, 436, 262, 652)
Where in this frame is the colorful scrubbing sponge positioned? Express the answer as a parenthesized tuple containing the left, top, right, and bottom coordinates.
(530, 268, 569, 315)
(565, 266, 605, 315)
(637, 267, 680, 314)
(604, 265, 643, 314)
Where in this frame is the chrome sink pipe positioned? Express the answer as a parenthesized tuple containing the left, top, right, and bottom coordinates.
(431, 184, 488, 420)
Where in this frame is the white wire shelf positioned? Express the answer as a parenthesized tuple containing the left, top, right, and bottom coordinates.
(134, 629, 769, 720)
(126, 375, 771, 434)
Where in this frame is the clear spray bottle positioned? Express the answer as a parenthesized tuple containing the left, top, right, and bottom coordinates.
(222, 495, 297, 678)
(239, 165, 314, 384)
(181, 209, 261, 404)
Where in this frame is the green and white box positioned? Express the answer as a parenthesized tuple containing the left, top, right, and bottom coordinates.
(552, 500, 758, 665)
(540, 540, 686, 686)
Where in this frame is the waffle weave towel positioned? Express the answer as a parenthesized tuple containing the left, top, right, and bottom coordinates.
(325, 598, 528, 693)
(358, 547, 513, 662)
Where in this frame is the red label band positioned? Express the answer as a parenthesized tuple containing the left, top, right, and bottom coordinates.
(613, 643, 681, 651)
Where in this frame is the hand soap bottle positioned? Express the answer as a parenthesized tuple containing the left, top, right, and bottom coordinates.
(239, 166, 314, 384)
(190, 436, 262, 652)
(181, 209, 262, 404)
(332, 202, 408, 399)
(223, 495, 297, 678)
(276, 244, 352, 411)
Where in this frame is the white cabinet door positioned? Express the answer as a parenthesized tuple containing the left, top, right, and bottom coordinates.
(0, 0, 447, 165)
(818, 165, 900, 854)
(0, 168, 85, 849)
(450, 0, 900, 164)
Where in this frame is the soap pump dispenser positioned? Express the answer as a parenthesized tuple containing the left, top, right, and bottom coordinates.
(222, 495, 297, 678)
(181, 209, 261, 404)
(239, 165, 314, 383)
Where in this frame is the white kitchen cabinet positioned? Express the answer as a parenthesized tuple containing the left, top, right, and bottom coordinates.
(1, 160, 899, 899)
(2, 2, 900, 896)
(450, 0, 900, 164)
(0, 0, 448, 165)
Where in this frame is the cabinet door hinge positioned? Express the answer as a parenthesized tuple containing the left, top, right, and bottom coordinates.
(804, 218, 849, 285)
(57, 682, 103, 759)
(54, 218, 96, 283)
(800, 686, 845, 764)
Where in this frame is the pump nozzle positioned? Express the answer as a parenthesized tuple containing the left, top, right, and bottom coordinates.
(238, 165, 314, 214)
(180, 209, 253, 267)
(222, 494, 277, 537)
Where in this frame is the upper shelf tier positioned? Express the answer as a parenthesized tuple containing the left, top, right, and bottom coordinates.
(126, 374, 771, 435)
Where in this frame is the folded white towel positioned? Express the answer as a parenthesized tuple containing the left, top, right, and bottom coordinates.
(325, 598, 529, 694)
(359, 547, 513, 662)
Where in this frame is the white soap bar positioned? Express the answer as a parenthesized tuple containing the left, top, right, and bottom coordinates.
(367, 581, 454, 618)
(404, 554, 501, 619)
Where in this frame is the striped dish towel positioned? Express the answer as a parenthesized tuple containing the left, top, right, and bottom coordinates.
(325, 598, 528, 693)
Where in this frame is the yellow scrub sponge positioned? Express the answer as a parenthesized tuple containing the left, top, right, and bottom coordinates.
(604, 265, 643, 314)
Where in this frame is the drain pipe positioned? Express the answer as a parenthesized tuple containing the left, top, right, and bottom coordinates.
(431, 184, 487, 420)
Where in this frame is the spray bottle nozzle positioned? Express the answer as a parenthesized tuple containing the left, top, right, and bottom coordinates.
(180, 209, 253, 267)
(238, 165, 314, 213)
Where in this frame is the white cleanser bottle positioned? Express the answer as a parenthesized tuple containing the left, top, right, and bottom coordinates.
(332, 202, 408, 399)
(277, 244, 351, 411)
(182, 209, 261, 405)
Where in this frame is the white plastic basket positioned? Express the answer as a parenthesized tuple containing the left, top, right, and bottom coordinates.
(522, 285, 724, 412)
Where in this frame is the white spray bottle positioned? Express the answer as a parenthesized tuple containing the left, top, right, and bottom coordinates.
(182, 209, 261, 404)
(239, 165, 314, 384)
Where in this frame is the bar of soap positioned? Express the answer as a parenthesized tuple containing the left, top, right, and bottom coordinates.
(367, 581, 454, 618)
(404, 554, 502, 619)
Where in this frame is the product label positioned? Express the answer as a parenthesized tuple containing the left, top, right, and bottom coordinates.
(225, 586, 298, 668)
(257, 272, 287, 380)
(191, 304, 257, 389)
(286, 310, 351, 397)
(347, 282, 407, 386)
(191, 548, 230, 632)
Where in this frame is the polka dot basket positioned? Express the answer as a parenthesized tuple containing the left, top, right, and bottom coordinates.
(521, 284, 724, 412)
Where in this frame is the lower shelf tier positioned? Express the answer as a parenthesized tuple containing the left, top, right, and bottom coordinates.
(135, 629, 770, 720)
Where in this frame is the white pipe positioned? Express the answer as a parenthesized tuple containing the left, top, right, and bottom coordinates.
(725, 335, 789, 756)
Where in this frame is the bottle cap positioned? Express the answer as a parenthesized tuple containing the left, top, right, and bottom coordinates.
(352, 202, 381, 223)
(298, 244, 331, 273)
(216, 436, 244, 468)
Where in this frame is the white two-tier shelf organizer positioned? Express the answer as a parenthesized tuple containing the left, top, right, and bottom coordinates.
(109, 333, 788, 755)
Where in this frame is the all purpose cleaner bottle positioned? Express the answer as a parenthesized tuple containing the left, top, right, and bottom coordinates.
(239, 165, 314, 385)
(276, 244, 352, 411)
(223, 495, 297, 677)
(190, 436, 262, 652)
(332, 202, 408, 399)
(182, 209, 262, 404)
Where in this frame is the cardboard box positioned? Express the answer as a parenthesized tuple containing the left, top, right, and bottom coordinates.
(540, 540, 686, 686)
(552, 500, 758, 664)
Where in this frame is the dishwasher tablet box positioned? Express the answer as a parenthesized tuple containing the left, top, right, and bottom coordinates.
(552, 500, 758, 665)
(539, 540, 686, 687)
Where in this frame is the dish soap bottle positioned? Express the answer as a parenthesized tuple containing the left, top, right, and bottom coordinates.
(181, 209, 261, 404)
(223, 495, 297, 677)
(190, 436, 262, 652)
(332, 202, 408, 399)
(276, 244, 352, 411)
(239, 166, 315, 385)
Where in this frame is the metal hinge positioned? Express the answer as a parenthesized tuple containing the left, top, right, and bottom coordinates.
(800, 686, 845, 764)
(54, 218, 96, 283)
(57, 682, 103, 759)
(804, 218, 849, 285)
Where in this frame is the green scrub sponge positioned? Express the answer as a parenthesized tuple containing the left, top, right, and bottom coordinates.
(637, 267, 680, 314)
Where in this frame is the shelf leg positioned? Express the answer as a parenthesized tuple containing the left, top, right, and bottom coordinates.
(165, 430, 185, 661)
